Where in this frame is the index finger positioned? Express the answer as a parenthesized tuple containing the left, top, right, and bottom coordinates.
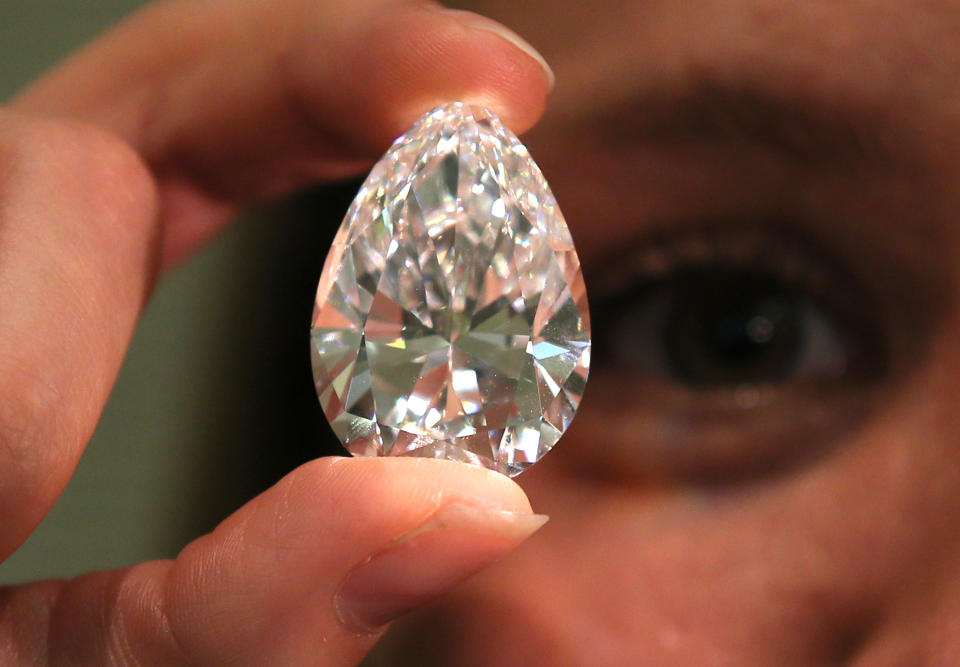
(13, 0, 553, 267)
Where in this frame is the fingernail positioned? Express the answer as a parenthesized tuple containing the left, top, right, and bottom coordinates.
(433, 8, 555, 91)
(335, 502, 548, 633)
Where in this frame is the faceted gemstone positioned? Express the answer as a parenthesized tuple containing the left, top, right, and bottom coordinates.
(310, 103, 590, 476)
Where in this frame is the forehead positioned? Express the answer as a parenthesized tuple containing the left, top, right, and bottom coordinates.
(464, 4, 953, 223)
(459, 0, 960, 129)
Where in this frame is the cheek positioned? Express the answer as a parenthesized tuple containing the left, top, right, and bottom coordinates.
(440, 465, 867, 664)
(378, 346, 960, 665)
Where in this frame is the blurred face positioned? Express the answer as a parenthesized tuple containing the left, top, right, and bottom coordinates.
(370, 1, 960, 663)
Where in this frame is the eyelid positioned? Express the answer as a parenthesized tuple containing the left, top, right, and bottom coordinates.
(591, 224, 860, 314)
(571, 77, 888, 166)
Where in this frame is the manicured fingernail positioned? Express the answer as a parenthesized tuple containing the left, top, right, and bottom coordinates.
(434, 8, 555, 91)
(335, 502, 548, 633)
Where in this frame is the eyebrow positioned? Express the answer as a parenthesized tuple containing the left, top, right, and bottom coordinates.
(583, 76, 887, 166)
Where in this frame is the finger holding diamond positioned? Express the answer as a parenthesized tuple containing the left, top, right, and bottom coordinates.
(3, 458, 546, 664)
(13, 0, 553, 268)
(0, 1, 551, 551)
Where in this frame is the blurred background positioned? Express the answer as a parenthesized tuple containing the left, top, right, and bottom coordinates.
(0, 1, 346, 584)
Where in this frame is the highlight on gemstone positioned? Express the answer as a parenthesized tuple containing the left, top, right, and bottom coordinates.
(310, 102, 590, 477)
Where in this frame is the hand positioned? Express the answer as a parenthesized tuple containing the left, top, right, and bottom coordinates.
(0, 1, 552, 663)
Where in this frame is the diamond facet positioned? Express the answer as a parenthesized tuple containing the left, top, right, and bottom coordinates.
(311, 103, 590, 476)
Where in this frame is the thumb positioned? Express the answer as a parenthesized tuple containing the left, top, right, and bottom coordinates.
(6, 458, 546, 665)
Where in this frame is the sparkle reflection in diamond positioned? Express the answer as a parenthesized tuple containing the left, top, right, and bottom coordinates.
(310, 103, 591, 476)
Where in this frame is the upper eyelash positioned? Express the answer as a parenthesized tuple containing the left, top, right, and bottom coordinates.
(587, 221, 888, 378)
(590, 223, 853, 311)
(595, 224, 807, 283)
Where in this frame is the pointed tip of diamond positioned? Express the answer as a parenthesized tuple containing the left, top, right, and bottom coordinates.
(311, 103, 590, 476)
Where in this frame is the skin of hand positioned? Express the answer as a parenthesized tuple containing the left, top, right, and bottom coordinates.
(0, 1, 554, 664)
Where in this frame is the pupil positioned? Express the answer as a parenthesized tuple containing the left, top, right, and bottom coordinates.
(664, 269, 803, 386)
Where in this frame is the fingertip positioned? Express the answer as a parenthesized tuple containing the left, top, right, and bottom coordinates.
(295, 1, 551, 156)
(388, 2, 552, 136)
(416, 5, 553, 134)
(427, 7, 556, 93)
(334, 501, 547, 633)
(280, 456, 534, 529)
(269, 457, 543, 636)
(161, 456, 539, 663)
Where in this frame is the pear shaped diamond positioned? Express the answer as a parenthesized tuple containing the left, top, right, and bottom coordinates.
(310, 103, 590, 476)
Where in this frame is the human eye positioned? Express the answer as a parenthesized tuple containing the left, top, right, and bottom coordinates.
(532, 74, 957, 485)
(572, 223, 891, 483)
